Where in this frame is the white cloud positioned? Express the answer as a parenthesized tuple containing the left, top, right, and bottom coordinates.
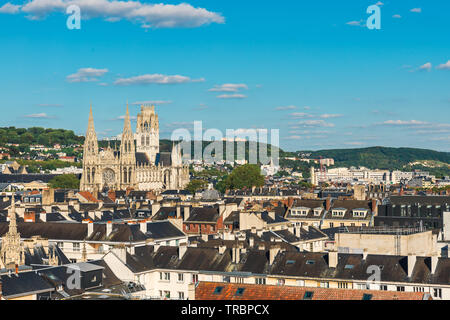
(381, 120, 429, 126)
(66, 67, 108, 83)
(132, 100, 172, 105)
(275, 105, 297, 111)
(216, 94, 246, 99)
(114, 74, 204, 85)
(346, 20, 363, 27)
(418, 62, 432, 71)
(437, 60, 450, 70)
(7, 0, 224, 28)
(375, 1, 384, 6)
(208, 83, 247, 92)
(392, 14, 401, 19)
(296, 120, 335, 128)
(23, 113, 53, 118)
(410, 8, 422, 13)
(344, 141, 365, 146)
(0, 3, 21, 13)
(319, 114, 343, 119)
(113, 115, 137, 121)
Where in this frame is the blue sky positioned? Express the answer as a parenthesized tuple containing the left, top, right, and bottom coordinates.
(0, 0, 449, 152)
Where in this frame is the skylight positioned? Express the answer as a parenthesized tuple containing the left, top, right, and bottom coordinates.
(213, 286, 224, 294)
(344, 264, 354, 269)
(362, 293, 373, 300)
(306, 260, 315, 265)
(303, 291, 314, 300)
(235, 288, 245, 296)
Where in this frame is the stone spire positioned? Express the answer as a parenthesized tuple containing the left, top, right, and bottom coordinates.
(0, 196, 24, 269)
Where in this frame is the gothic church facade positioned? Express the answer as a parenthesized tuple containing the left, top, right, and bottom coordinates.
(80, 104, 189, 193)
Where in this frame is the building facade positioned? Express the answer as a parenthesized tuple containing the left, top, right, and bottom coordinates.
(80, 104, 189, 193)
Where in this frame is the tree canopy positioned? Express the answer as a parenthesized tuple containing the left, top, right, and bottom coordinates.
(220, 164, 265, 192)
(48, 174, 80, 189)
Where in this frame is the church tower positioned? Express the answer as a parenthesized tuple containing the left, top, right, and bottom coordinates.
(0, 197, 25, 269)
(80, 105, 99, 193)
(135, 105, 159, 163)
(119, 103, 137, 190)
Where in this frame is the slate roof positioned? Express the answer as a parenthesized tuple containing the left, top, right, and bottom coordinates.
(0, 271, 54, 299)
(186, 207, 220, 223)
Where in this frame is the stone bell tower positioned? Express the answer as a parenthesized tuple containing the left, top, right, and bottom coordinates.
(0, 197, 25, 269)
(135, 105, 159, 164)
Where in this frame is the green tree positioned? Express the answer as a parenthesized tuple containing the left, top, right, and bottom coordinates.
(48, 174, 80, 189)
(222, 164, 265, 191)
(185, 179, 207, 194)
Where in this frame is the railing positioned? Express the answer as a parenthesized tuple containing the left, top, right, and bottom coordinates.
(336, 226, 425, 235)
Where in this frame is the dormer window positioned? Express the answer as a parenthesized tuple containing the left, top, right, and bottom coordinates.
(332, 209, 346, 217)
(353, 209, 368, 218)
(291, 207, 310, 216)
(313, 208, 322, 216)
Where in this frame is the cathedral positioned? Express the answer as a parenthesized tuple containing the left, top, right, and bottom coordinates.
(80, 104, 189, 193)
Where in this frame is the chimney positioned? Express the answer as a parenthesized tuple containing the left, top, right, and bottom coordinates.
(268, 211, 275, 220)
(112, 246, 127, 262)
(152, 202, 161, 217)
(288, 225, 294, 235)
(87, 221, 94, 237)
(371, 199, 378, 215)
(443, 212, 450, 241)
(176, 206, 181, 219)
(326, 197, 331, 211)
(407, 255, 417, 278)
(251, 227, 256, 234)
(328, 251, 338, 268)
(106, 221, 113, 237)
(362, 249, 368, 261)
(269, 246, 280, 265)
(15, 264, 18, 274)
(40, 213, 47, 222)
(249, 236, 254, 247)
(184, 206, 190, 220)
(140, 220, 147, 233)
(218, 245, 227, 254)
(232, 246, 241, 263)
(178, 243, 187, 260)
(201, 234, 208, 242)
(431, 255, 439, 275)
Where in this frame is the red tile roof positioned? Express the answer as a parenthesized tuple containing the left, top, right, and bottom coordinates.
(77, 191, 99, 203)
(195, 282, 430, 300)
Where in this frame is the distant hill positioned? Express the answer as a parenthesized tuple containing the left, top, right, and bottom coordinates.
(305, 147, 450, 169)
(297, 147, 450, 178)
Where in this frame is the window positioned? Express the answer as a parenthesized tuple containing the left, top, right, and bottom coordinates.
(161, 272, 170, 281)
(57, 242, 64, 249)
(235, 288, 245, 296)
(338, 282, 348, 289)
(320, 282, 329, 288)
(214, 286, 224, 295)
(159, 290, 163, 297)
(414, 287, 424, 292)
(223, 276, 230, 283)
(380, 285, 388, 291)
(277, 279, 285, 286)
(192, 274, 198, 284)
(357, 283, 369, 290)
(178, 273, 184, 282)
(73, 243, 80, 252)
(164, 291, 170, 299)
(303, 291, 313, 300)
(235, 277, 244, 284)
(286, 260, 295, 265)
(344, 265, 354, 269)
(255, 278, 266, 285)
(306, 260, 315, 265)
(329, 223, 334, 228)
(397, 286, 405, 292)
(433, 288, 442, 298)
(159, 272, 163, 280)
(178, 292, 185, 300)
(297, 280, 305, 287)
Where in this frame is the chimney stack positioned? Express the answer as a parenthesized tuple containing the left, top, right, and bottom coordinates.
(326, 197, 332, 211)
(232, 246, 241, 263)
(407, 255, 416, 278)
(152, 202, 161, 217)
(140, 220, 147, 233)
(106, 221, 113, 237)
(328, 251, 338, 268)
(218, 245, 227, 254)
(269, 246, 280, 265)
(431, 255, 439, 275)
(176, 206, 181, 219)
(184, 206, 190, 221)
(178, 243, 187, 260)
(87, 221, 94, 237)
(249, 237, 254, 247)
(371, 199, 378, 215)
